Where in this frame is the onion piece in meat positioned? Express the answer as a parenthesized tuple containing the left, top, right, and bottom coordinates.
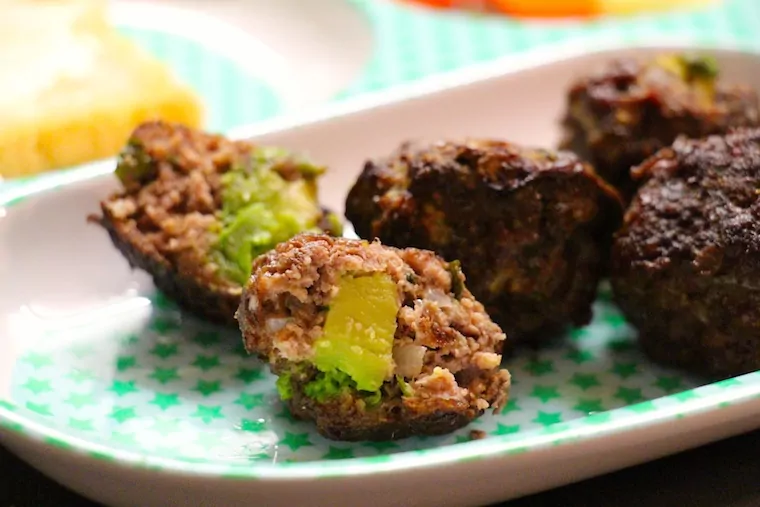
(393, 344, 426, 378)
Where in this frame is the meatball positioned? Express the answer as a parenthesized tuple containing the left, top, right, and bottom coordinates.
(560, 53, 760, 200)
(90, 121, 340, 325)
(611, 127, 760, 377)
(236, 233, 511, 441)
(345, 139, 622, 346)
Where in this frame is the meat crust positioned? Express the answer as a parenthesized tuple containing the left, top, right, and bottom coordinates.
(611, 127, 760, 377)
(344, 139, 623, 346)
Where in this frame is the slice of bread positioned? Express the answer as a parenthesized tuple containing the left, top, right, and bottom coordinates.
(0, 0, 204, 179)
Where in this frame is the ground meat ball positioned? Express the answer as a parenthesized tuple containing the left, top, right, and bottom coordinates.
(237, 233, 511, 441)
(611, 128, 760, 378)
(560, 54, 760, 200)
(90, 121, 337, 325)
(345, 139, 623, 346)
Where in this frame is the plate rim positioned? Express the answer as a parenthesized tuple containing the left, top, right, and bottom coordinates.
(3, 37, 760, 481)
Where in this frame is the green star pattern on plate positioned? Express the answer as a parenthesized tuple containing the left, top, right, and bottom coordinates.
(65, 393, 95, 409)
(322, 447, 355, 460)
(501, 399, 520, 414)
(22, 378, 52, 395)
(275, 406, 297, 422)
(606, 314, 628, 328)
(565, 349, 594, 364)
(151, 393, 181, 411)
(533, 411, 562, 427)
(22, 352, 53, 368)
(628, 400, 657, 413)
(614, 387, 644, 404)
(109, 380, 138, 397)
(110, 406, 137, 424)
(611, 362, 639, 379)
(570, 373, 600, 391)
(608, 339, 635, 352)
(234, 393, 266, 410)
(673, 390, 699, 402)
(363, 441, 399, 452)
(150, 293, 173, 310)
(654, 376, 683, 393)
(573, 399, 605, 414)
(491, 423, 521, 436)
(235, 367, 264, 384)
(193, 380, 222, 397)
(68, 418, 94, 431)
(240, 419, 267, 433)
(279, 432, 313, 451)
(194, 331, 221, 348)
(716, 378, 742, 388)
(192, 354, 220, 371)
(150, 367, 180, 385)
(149, 318, 179, 334)
(192, 405, 224, 424)
(530, 385, 561, 403)
(454, 435, 472, 444)
(111, 431, 137, 446)
(121, 333, 139, 345)
(151, 343, 179, 359)
(26, 402, 52, 416)
(68, 370, 94, 383)
(116, 355, 137, 372)
(524, 359, 554, 376)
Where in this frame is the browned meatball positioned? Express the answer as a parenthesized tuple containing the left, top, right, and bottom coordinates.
(611, 128, 760, 377)
(90, 121, 339, 325)
(345, 139, 623, 346)
(236, 233, 511, 441)
(560, 53, 760, 200)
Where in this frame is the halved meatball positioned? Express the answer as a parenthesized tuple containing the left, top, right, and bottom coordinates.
(611, 127, 760, 377)
(560, 53, 760, 200)
(345, 139, 622, 346)
(236, 233, 511, 441)
(89, 121, 340, 325)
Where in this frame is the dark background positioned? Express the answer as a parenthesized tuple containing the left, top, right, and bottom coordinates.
(4, 429, 760, 507)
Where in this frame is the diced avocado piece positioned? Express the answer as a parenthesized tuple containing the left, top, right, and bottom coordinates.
(114, 138, 155, 187)
(276, 372, 294, 400)
(212, 147, 324, 285)
(303, 369, 353, 402)
(313, 273, 400, 392)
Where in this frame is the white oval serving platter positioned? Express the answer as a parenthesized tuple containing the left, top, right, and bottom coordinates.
(2, 41, 760, 507)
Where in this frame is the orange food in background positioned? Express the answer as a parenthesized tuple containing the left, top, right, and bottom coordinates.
(400, 0, 720, 17)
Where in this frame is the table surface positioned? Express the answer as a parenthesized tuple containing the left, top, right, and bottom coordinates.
(4, 429, 760, 507)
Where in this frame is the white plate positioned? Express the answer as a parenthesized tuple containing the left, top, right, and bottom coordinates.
(3, 42, 760, 507)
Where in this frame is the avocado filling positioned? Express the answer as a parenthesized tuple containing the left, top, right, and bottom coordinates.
(213, 147, 336, 285)
(313, 273, 400, 392)
(655, 53, 718, 104)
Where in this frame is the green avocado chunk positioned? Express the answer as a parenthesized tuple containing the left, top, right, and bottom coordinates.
(313, 273, 400, 392)
(212, 147, 328, 285)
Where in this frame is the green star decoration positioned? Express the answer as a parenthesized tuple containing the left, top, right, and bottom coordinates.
(193, 380, 222, 397)
(611, 362, 639, 379)
(491, 423, 521, 436)
(234, 393, 266, 410)
(150, 317, 179, 334)
(573, 398, 605, 414)
(22, 378, 52, 395)
(570, 373, 601, 391)
(654, 376, 683, 393)
(68, 418, 94, 431)
(192, 405, 224, 424)
(530, 385, 561, 403)
(121, 333, 140, 345)
(150, 367, 180, 384)
(68, 369, 95, 383)
(192, 354, 220, 371)
(524, 359, 555, 376)
(240, 419, 267, 433)
(26, 402, 52, 416)
(454, 435, 472, 444)
(279, 432, 313, 451)
(111, 431, 137, 446)
(533, 411, 562, 427)
(673, 390, 699, 402)
(235, 367, 264, 384)
(275, 406, 298, 422)
(151, 293, 174, 310)
(110, 406, 137, 424)
(363, 441, 400, 452)
(151, 393, 181, 411)
(109, 380, 138, 397)
(65, 392, 95, 409)
(322, 446, 355, 459)
(501, 399, 521, 414)
(628, 400, 657, 413)
(569, 328, 589, 342)
(565, 349, 594, 364)
(716, 378, 741, 389)
(606, 314, 628, 328)
(22, 352, 53, 368)
(150, 343, 179, 359)
(608, 339, 635, 352)
(194, 331, 220, 348)
(614, 387, 644, 404)
(116, 355, 137, 372)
